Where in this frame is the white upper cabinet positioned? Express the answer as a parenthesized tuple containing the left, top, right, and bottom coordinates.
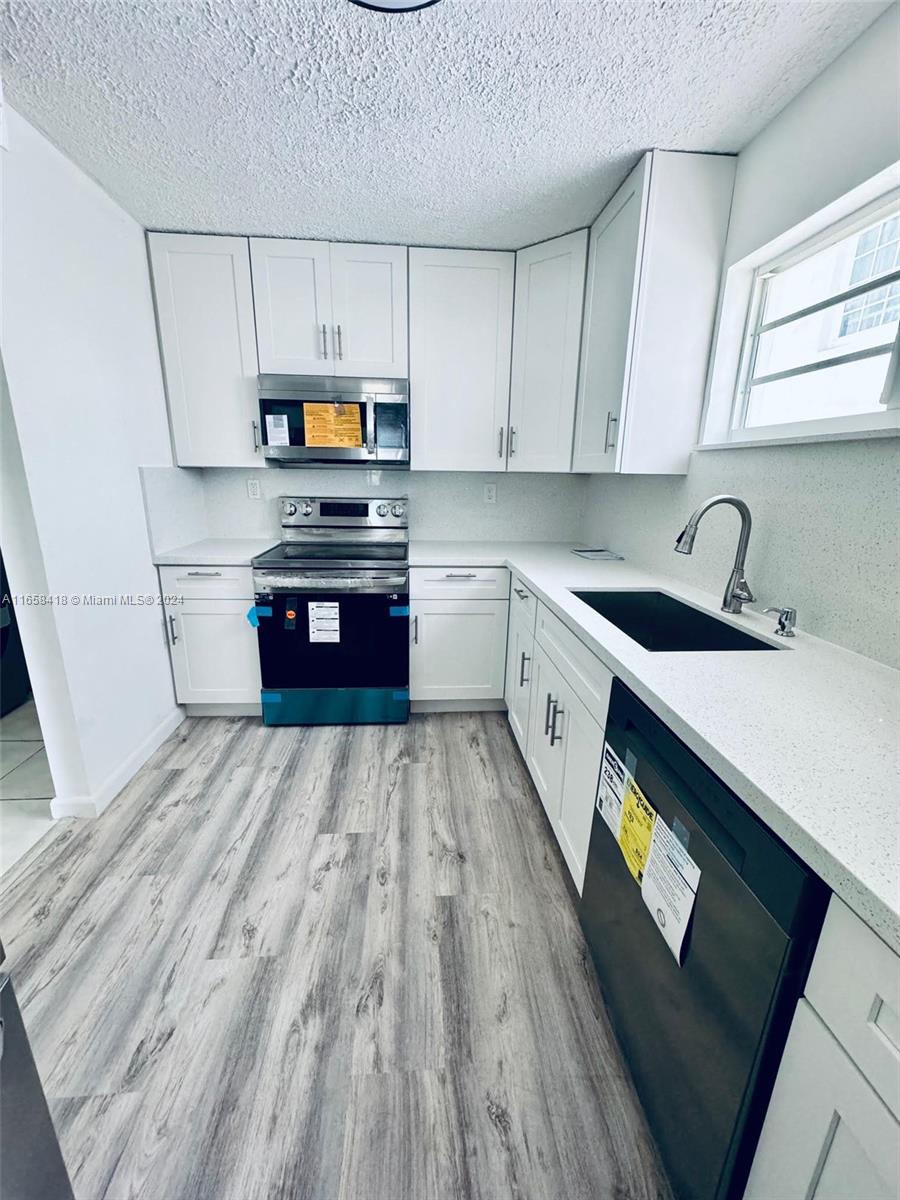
(508, 230, 588, 473)
(251, 239, 407, 378)
(329, 242, 408, 377)
(409, 247, 515, 471)
(573, 150, 736, 474)
(148, 233, 261, 468)
(250, 238, 332, 375)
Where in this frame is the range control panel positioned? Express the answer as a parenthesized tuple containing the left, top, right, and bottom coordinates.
(279, 497, 408, 529)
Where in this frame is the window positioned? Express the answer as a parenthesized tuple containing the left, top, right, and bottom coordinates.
(733, 200, 900, 436)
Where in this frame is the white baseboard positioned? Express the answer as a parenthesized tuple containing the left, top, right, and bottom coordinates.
(49, 707, 185, 819)
(184, 703, 262, 717)
(411, 699, 507, 713)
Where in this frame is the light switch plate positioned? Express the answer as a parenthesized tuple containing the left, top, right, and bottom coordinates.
(247, 478, 261, 500)
(483, 484, 497, 505)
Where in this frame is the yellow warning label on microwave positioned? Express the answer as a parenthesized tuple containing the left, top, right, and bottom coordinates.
(303, 402, 363, 448)
(618, 776, 656, 883)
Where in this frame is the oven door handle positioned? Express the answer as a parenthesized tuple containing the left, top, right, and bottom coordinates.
(252, 572, 409, 594)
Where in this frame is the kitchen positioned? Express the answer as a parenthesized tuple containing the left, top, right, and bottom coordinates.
(0, 2, 898, 1199)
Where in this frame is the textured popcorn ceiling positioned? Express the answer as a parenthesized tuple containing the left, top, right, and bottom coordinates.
(1, 0, 889, 248)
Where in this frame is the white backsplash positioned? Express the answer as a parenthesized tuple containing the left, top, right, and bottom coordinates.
(143, 466, 587, 548)
(580, 438, 900, 669)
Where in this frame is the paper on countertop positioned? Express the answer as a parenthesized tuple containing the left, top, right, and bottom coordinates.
(571, 548, 624, 561)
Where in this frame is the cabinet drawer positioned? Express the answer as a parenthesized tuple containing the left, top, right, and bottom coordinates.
(410, 566, 509, 600)
(159, 565, 255, 601)
(805, 896, 900, 1119)
(535, 602, 613, 727)
(509, 574, 537, 632)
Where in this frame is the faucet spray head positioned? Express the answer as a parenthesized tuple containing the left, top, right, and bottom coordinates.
(674, 523, 697, 555)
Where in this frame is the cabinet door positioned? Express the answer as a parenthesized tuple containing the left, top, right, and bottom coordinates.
(572, 155, 649, 473)
(148, 233, 261, 467)
(504, 605, 534, 753)
(410, 600, 508, 700)
(329, 243, 408, 378)
(508, 230, 588, 473)
(555, 684, 603, 893)
(525, 643, 566, 823)
(745, 1000, 900, 1200)
(250, 238, 333, 375)
(409, 248, 514, 471)
(166, 600, 262, 704)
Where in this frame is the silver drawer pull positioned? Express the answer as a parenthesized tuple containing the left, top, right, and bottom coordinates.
(550, 705, 564, 746)
(513, 587, 529, 600)
(444, 572, 477, 579)
(186, 571, 223, 577)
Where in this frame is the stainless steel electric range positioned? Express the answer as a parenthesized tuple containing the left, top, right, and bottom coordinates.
(250, 497, 409, 726)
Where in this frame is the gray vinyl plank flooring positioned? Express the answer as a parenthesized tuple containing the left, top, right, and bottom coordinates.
(0, 712, 672, 1200)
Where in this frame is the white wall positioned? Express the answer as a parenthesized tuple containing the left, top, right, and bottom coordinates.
(1, 109, 182, 816)
(582, 5, 900, 670)
(142, 466, 587, 550)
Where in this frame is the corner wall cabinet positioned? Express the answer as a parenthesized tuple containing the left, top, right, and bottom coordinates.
(508, 230, 588, 472)
(159, 566, 260, 705)
(250, 238, 408, 378)
(148, 233, 261, 467)
(573, 149, 736, 474)
(409, 247, 515, 471)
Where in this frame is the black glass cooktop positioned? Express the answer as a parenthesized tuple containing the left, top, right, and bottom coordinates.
(253, 542, 408, 567)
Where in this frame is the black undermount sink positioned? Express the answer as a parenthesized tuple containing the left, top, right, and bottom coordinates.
(570, 590, 778, 652)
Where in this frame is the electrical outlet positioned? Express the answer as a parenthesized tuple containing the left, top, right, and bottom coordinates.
(483, 483, 497, 505)
(247, 478, 261, 500)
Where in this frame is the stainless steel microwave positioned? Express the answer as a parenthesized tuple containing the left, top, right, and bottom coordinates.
(257, 375, 409, 467)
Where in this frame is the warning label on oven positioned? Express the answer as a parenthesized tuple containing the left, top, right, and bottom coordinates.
(308, 601, 340, 643)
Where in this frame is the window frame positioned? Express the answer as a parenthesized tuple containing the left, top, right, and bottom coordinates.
(701, 178, 900, 449)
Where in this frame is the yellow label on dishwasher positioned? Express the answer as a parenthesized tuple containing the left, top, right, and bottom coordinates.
(618, 776, 656, 883)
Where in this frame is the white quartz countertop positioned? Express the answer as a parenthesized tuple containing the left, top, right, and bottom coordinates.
(413, 540, 900, 952)
(153, 538, 278, 566)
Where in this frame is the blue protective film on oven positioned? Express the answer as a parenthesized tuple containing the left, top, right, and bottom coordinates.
(246, 605, 273, 627)
(388, 606, 410, 617)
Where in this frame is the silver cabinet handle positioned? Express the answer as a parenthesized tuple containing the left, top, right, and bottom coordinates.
(168, 614, 178, 645)
(335, 324, 343, 360)
(519, 651, 530, 687)
(550, 704, 564, 746)
(412, 614, 419, 645)
(498, 426, 505, 458)
(252, 420, 260, 452)
(321, 323, 328, 360)
(186, 571, 222, 577)
(604, 411, 619, 454)
(544, 691, 554, 735)
(509, 426, 517, 456)
(444, 572, 477, 579)
(513, 587, 529, 601)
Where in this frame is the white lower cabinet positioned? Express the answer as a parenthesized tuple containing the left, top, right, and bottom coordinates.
(745, 1000, 900, 1200)
(525, 640, 606, 891)
(164, 598, 261, 704)
(504, 600, 535, 752)
(409, 599, 508, 701)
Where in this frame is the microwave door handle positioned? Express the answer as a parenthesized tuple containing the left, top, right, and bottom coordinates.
(366, 396, 376, 455)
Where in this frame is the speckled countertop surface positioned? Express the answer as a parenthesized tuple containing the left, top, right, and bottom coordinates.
(151, 535, 900, 950)
(154, 538, 277, 566)
(413, 541, 900, 952)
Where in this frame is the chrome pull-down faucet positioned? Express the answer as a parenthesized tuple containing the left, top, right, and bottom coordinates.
(674, 495, 755, 615)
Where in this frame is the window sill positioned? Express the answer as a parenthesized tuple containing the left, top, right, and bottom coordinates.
(695, 426, 900, 452)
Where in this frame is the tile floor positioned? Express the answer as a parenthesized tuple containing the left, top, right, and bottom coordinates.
(0, 697, 56, 874)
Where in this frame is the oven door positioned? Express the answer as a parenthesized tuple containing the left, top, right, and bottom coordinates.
(253, 571, 409, 691)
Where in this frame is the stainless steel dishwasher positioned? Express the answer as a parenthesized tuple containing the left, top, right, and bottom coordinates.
(579, 680, 829, 1200)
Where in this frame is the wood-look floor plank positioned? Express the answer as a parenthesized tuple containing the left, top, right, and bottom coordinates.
(0, 711, 671, 1200)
